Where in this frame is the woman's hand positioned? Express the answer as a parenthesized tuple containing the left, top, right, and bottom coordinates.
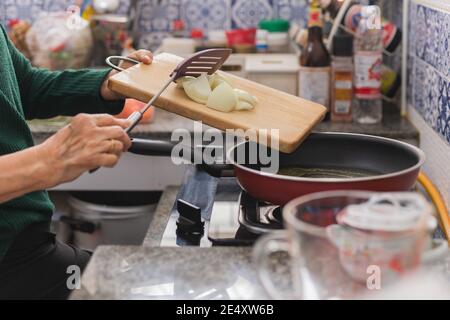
(39, 113, 132, 187)
(100, 49, 153, 101)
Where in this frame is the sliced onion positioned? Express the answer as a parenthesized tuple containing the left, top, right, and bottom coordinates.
(175, 76, 195, 89)
(234, 89, 258, 106)
(182, 73, 211, 103)
(236, 100, 254, 111)
(206, 82, 238, 112)
(208, 73, 231, 90)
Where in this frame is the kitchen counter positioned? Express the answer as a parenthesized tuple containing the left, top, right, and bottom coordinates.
(71, 182, 450, 300)
(31, 105, 419, 145)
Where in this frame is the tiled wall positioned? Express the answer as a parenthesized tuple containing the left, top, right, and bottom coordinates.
(0, 0, 309, 50)
(408, 0, 450, 142)
(407, 0, 450, 209)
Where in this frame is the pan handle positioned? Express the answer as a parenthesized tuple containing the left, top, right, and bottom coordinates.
(129, 138, 176, 156)
(128, 138, 234, 178)
(105, 56, 140, 72)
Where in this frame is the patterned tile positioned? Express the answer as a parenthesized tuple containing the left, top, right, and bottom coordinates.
(4, 0, 46, 23)
(134, 0, 181, 50)
(180, 0, 231, 31)
(231, 0, 273, 29)
(408, 1, 450, 145)
(436, 73, 450, 141)
(414, 4, 427, 60)
(273, 0, 308, 27)
(116, 0, 131, 15)
(44, 0, 72, 12)
(136, 0, 180, 32)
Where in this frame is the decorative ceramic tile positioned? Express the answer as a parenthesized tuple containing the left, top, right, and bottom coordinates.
(116, 0, 131, 15)
(134, 0, 181, 50)
(136, 0, 180, 32)
(4, 0, 46, 23)
(44, 0, 72, 12)
(138, 31, 172, 51)
(438, 8, 450, 79)
(436, 75, 450, 141)
(273, 0, 308, 27)
(180, 0, 231, 31)
(408, 1, 450, 145)
(414, 4, 427, 60)
(231, 0, 273, 29)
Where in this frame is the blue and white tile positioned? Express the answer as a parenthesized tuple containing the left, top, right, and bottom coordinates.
(231, 0, 273, 29)
(409, 1, 450, 145)
(181, 0, 231, 31)
(408, 0, 417, 56)
(116, 0, 131, 15)
(44, 0, 72, 12)
(273, 0, 308, 27)
(134, 0, 180, 50)
(138, 31, 172, 51)
(414, 4, 427, 61)
(136, 0, 180, 32)
(413, 58, 427, 119)
(423, 5, 441, 70)
(436, 75, 450, 142)
(437, 8, 450, 78)
(4, 0, 46, 23)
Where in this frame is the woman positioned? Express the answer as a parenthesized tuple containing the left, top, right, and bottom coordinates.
(0, 25, 153, 299)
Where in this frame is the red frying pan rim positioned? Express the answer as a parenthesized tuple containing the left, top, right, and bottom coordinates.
(226, 132, 426, 184)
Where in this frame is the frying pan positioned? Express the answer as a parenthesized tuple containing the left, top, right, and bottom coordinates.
(129, 132, 425, 205)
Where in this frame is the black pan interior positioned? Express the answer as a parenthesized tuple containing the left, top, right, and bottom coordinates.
(231, 133, 422, 176)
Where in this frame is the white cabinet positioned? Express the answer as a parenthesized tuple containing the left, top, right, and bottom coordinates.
(245, 54, 299, 95)
(52, 153, 187, 191)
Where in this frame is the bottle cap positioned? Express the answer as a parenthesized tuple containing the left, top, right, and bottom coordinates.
(332, 31, 353, 56)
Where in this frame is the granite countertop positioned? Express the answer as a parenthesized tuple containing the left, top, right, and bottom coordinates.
(71, 183, 450, 300)
(31, 106, 419, 144)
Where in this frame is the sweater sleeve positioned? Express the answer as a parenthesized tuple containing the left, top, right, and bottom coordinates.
(1, 26, 125, 120)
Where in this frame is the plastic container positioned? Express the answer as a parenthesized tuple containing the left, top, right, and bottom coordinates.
(255, 29, 268, 53)
(353, 5, 383, 124)
(259, 19, 290, 53)
(267, 32, 289, 53)
(207, 30, 228, 47)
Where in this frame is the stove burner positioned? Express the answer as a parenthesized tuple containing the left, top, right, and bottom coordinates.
(238, 192, 284, 234)
(265, 206, 283, 224)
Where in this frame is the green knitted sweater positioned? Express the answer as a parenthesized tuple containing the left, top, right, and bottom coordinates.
(0, 25, 124, 261)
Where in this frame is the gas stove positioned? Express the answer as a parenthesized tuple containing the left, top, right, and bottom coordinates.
(160, 166, 284, 247)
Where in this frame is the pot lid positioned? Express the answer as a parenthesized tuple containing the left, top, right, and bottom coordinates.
(337, 192, 436, 232)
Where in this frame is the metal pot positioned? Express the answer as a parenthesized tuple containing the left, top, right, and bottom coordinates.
(65, 192, 157, 250)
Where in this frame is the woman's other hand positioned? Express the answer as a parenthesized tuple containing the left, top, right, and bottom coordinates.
(100, 49, 153, 101)
(39, 114, 132, 186)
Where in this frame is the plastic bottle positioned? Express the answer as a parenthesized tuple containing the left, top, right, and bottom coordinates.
(353, 5, 382, 124)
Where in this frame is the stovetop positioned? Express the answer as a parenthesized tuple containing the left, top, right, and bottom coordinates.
(160, 166, 283, 247)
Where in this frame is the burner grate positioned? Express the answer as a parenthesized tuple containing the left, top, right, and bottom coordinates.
(238, 192, 284, 234)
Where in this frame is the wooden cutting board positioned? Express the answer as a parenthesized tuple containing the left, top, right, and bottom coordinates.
(108, 53, 327, 153)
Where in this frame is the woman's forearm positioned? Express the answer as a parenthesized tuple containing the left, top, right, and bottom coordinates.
(0, 145, 51, 203)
